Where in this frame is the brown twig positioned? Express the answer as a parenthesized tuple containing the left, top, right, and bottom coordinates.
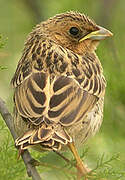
(0, 97, 41, 180)
(34, 161, 76, 176)
(53, 150, 71, 164)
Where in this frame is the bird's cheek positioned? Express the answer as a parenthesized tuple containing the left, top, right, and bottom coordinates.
(54, 34, 67, 46)
(80, 39, 92, 50)
(91, 40, 100, 50)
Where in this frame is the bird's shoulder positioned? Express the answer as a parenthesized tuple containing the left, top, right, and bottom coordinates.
(72, 52, 106, 98)
(11, 38, 69, 87)
(11, 37, 106, 98)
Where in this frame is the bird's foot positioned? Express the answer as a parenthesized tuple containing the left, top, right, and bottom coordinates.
(28, 158, 40, 167)
(76, 160, 91, 180)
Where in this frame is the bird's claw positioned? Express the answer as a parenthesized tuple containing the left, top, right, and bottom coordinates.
(28, 158, 40, 167)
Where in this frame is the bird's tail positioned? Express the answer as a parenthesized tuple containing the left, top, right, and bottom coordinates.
(15, 123, 72, 154)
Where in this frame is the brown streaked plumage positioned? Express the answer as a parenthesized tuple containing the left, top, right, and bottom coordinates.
(11, 11, 112, 179)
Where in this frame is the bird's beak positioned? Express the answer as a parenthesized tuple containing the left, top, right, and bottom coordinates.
(79, 26, 113, 42)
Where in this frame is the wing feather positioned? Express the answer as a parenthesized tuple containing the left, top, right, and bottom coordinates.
(14, 72, 98, 127)
(12, 38, 106, 149)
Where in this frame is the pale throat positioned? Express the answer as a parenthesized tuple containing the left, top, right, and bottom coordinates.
(75, 39, 100, 55)
(64, 39, 100, 55)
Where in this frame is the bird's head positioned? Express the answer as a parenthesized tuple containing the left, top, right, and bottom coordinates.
(37, 11, 113, 55)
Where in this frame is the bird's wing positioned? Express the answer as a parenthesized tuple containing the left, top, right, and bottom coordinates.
(14, 71, 99, 150)
(49, 75, 99, 126)
(12, 38, 105, 126)
(14, 72, 98, 126)
(12, 39, 106, 150)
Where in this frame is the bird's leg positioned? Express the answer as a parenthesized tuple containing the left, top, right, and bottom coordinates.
(68, 142, 89, 180)
(17, 146, 24, 160)
(53, 150, 71, 164)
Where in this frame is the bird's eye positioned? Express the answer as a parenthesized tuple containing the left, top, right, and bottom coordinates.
(69, 27, 79, 36)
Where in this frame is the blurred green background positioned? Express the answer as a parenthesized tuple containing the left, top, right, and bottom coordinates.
(0, 0, 125, 179)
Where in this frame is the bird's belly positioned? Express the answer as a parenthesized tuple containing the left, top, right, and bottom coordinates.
(66, 98, 104, 148)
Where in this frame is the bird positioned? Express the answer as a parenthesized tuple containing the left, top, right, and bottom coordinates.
(11, 11, 113, 179)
